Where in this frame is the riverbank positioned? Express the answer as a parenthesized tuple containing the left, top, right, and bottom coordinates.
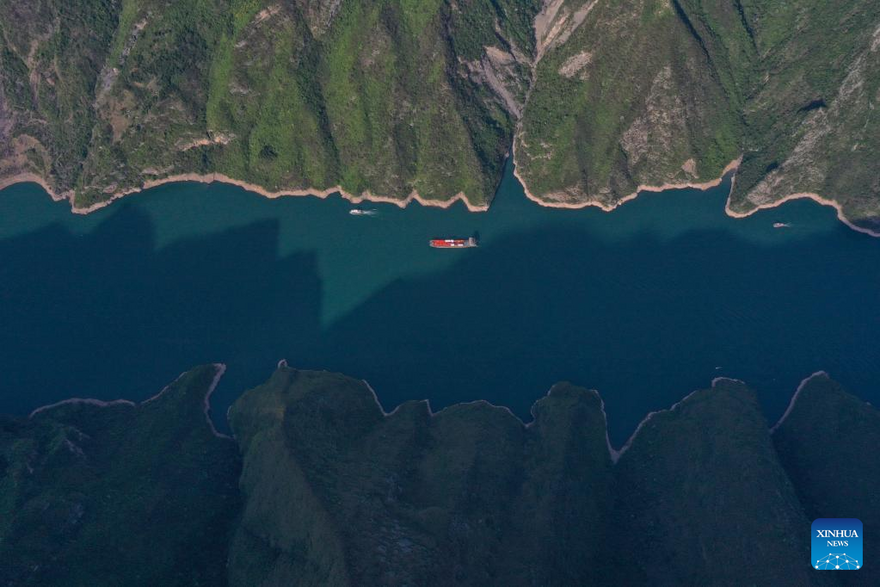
(28, 363, 230, 439)
(512, 153, 743, 213)
(3, 160, 878, 236)
(0, 171, 489, 215)
(769, 371, 827, 434)
(725, 192, 880, 237)
(511, 154, 880, 238)
(608, 377, 750, 464)
(29, 397, 135, 418)
(0, 172, 69, 203)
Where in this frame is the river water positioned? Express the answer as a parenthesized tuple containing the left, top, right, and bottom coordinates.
(2, 163, 877, 444)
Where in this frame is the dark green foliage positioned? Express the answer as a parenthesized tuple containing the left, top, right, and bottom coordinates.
(0, 365, 241, 587)
(516, 0, 880, 230)
(0, 0, 120, 188)
(519, 0, 744, 206)
(227, 368, 878, 586)
(609, 380, 828, 586)
(774, 374, 880, 586)
(228, 368, 613, 586)
(0, 44, 31, 109)
(2, 0, 878, 226)
(1, 0, 533, 208)
(2, 364, 879, 585)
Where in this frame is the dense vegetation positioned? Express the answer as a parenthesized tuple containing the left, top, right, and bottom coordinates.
(0, 365, 240, 586)
(0, 0, 535, 209)
(1, 1, 877, 230)
(773, 374, 880, 587)
(7, 365, 872, 585)
(228, 371, 613, 585)
(517, 0, 880, 232)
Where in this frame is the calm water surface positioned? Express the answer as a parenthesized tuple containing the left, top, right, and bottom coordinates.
(2, 164, 878, 444)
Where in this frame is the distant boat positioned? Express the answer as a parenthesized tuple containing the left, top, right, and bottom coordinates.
(773, 222, 791, 228)
(350, 208, 377, 216)
(430, 236, 478, 249)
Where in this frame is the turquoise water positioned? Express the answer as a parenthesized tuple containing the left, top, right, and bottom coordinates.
(2, 163, 878, 444)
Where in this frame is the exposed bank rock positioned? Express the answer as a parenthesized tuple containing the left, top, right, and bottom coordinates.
(2, 2, 879, 230)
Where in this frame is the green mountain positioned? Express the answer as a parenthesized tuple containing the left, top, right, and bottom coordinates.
(518, 0, 880, 234)
(226, 367, 874, 586)
(0, 365, 240, 586)
(773, 372, 880, 586)
(227, 369, 612, 586)
(608, 379, 825, 586)
(1, 1, 878, 231)
(0, 0, 535, 210)
(1, 365, 877, 585)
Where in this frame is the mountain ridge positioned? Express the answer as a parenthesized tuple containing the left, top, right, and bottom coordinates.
(1, 1, 878, 232)
(2, 363, 876, 585)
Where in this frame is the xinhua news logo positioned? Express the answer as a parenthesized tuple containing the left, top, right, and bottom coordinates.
(812, 518, 862, 570)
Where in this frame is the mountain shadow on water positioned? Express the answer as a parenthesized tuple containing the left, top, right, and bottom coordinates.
(0, 203, 323, 417)
(1, 197, 880, 444)
(315, 222, 880, 444)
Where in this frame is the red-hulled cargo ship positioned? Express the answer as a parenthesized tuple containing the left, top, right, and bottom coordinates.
(429, 236, 478, 248)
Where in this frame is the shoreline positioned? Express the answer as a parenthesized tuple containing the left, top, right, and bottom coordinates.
(0, 171, 489, 214)
(362, 371, 621, 464)
(27, 363, 838, 464)
(511, 152, 880, 237)
(2, 159, 878, 236)
(599, 396, 621, 464)
(769, 371, 828, 434)
(512, 150, 743, 213)
(608, 387, 701, 465)
(359, 360, 742, 467)
(28, 363, 230, 440)
(725, 192, 880, 238)
(30, 397, 136, 418)
(203, 363, 231, 439)
(0, 172, 69, 203)
(609, 376, 747, 464)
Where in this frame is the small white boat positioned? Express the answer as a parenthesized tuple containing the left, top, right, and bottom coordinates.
(349, 208, 377, 216)
(773, 222, 791, 228)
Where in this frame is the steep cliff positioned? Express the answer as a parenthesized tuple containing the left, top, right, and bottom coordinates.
(227, 369, 613, 586)
(2, 364, 877, 585)
(1, 1, 878, 230)
(0, 364, 241, 586)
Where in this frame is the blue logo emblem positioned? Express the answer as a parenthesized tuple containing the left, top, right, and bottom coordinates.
(812, 518, 862, 570)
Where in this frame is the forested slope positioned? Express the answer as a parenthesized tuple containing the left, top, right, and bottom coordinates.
(1, 1, 878, 230)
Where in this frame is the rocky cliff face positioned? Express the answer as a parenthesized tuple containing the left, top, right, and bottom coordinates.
(1, 364, 877, 585)
(1, 1, 878, 229)
(516, 0, 880, 232)
(0, 0, 536, 209)
(608, 379, 827, 586)
(517, 0, 741, 210)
